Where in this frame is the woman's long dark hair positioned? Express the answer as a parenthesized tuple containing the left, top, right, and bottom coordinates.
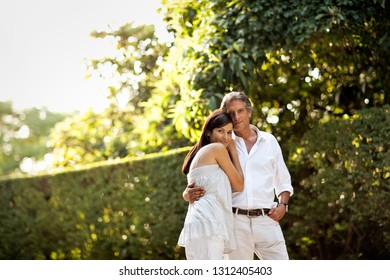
(182, 109, 233, 175)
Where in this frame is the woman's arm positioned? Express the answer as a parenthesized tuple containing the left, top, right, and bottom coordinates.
(214, 143, 244, 192)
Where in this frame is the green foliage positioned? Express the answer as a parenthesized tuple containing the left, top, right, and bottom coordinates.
(286, 105, 390, 259)
(87, 23, 169, 112)
(48, 23, 189, 168)
(152, 0, 389, 146)
(46, 1, 388, 168)
(48, 109, 133, 167)
(0, 148, 190, 260)
(0, 101, 68, 176)
(0, 178, 54, 259)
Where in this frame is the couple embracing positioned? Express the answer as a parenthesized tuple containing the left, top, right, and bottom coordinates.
(178, 91, 294, 260)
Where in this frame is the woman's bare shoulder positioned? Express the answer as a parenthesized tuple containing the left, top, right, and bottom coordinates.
(204, 142, 225, 152)
(192, 143, 225, 168)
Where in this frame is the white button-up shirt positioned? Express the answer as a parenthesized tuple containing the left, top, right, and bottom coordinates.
(233, 125, 294, 209)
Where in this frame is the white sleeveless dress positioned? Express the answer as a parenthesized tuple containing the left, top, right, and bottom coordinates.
(178, 164, 237, 254)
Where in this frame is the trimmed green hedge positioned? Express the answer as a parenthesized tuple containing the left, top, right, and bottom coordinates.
(286, 105, 390, 259)
(0, 147, 190, 260)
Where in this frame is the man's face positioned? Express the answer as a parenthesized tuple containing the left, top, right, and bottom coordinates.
(225, 99, 251, 134)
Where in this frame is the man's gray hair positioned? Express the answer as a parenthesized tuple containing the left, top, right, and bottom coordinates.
(220, 91, 253, 113)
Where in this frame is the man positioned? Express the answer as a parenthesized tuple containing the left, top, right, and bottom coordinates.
(183, 91, 293, 260)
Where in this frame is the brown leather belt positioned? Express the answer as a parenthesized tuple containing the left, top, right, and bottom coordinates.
(232, 207, 270, 216)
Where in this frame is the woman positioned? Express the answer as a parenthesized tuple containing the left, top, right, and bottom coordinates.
(178, 109, 244, 260)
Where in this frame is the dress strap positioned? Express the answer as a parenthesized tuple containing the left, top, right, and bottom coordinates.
(190, 147, 205, 169)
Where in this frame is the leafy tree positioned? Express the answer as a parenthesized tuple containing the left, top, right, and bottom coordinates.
(47, 1, 389, 168)
(0, 101, 67, 176)
(48, 23, 188, 167)
(86, 23, 169, 115)
(48, 109, 135, 167)
(148, 0, 389, 146)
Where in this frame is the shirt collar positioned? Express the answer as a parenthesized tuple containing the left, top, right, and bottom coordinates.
(233, 124, 264, 142)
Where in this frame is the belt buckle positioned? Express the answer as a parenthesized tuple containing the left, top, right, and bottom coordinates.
(247, 209, 265, 217)
(253, 209, 265, 216)
(254, 209, 265, 216)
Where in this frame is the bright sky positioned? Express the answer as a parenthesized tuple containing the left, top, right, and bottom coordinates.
(0, 0, 166, 113)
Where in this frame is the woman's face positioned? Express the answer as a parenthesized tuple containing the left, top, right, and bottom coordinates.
(208, 123, 233, 147)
